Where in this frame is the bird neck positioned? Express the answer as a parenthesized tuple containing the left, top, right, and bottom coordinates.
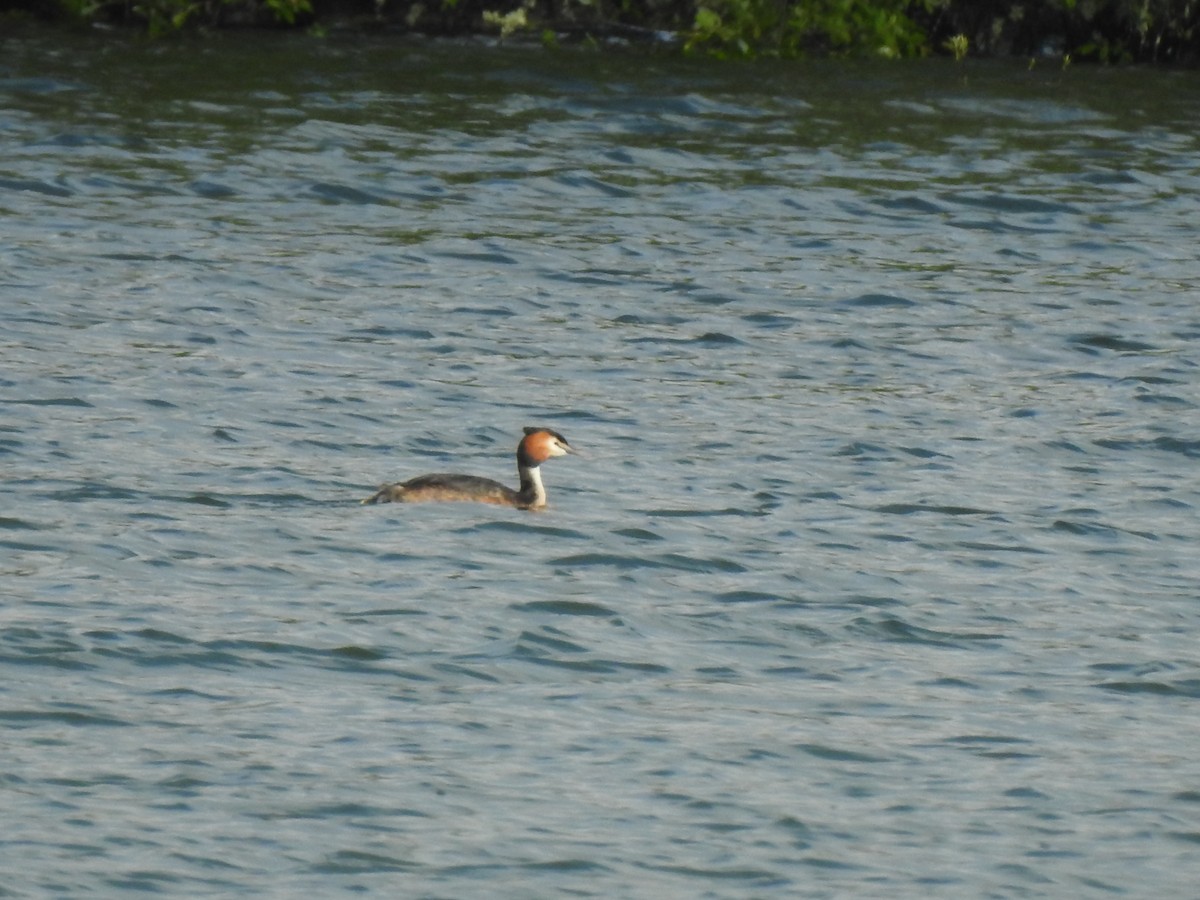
(517, 462, 546, 509)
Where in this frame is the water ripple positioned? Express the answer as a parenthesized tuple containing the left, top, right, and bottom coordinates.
(2, 34, 1198, 900)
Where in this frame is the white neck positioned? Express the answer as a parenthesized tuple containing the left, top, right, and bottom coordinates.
(523, 464, 546, 508)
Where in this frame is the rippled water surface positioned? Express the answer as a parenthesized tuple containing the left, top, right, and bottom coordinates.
(3, 30, 1200, 896)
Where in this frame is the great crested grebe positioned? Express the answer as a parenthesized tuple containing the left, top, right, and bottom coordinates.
(362, 427, 574, 509)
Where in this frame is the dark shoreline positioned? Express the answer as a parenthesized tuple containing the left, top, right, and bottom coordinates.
(3, 0, 1198, 65)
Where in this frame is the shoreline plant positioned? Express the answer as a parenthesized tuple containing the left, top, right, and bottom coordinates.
(10, 0, 1199, 64)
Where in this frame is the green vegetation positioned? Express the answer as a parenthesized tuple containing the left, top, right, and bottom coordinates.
(9, 0, 1199, 63)
(942, 31, 967, 61)
(684, 0, 938, 59)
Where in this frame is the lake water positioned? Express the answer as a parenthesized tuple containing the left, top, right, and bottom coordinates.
(3, 29, 1199, 897)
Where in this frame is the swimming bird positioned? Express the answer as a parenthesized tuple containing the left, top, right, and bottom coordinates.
(362, 427, 574, 509)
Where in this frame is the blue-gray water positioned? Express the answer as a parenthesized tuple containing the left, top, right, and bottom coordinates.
(3, 31, 1200, 897)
